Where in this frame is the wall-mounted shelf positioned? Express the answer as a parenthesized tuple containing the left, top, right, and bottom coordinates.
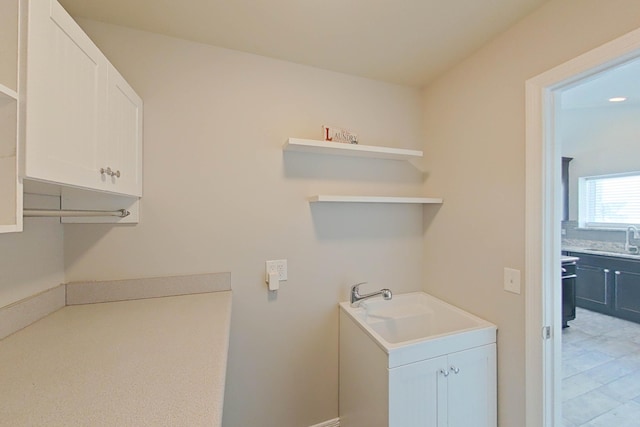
(0, 83, 17, 101)
(284, 138, 423, 161)
(0, 82, 19, 233)
(309, 195, 443, 204)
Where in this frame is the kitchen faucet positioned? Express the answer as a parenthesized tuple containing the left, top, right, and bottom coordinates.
(626, 225, 639, 254)
(350, 282, 392, 307)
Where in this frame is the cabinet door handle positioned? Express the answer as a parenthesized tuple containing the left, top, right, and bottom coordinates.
(450, 366, 460, 374)
(440, 368, 449, 377)
(99, 167, 121, 178)
(615, 271, 621, 275)
(604, 269, 610, 273)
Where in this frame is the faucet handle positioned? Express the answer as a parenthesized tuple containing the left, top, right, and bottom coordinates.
(351, 282, 367, 293)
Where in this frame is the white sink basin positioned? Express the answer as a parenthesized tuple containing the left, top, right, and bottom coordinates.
(340, 292, 496, 367)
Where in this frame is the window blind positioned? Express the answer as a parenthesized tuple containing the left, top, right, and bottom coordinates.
(580, 172, 640, 227)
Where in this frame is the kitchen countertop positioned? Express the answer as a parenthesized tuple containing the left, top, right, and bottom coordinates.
(0, 291, 232, 426)
(563, 246, 640, 261)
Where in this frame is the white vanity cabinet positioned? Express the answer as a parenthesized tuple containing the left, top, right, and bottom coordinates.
(339, 293, 497, 427)
(389, 344, 496, 427)
(21, 0, 142, 197)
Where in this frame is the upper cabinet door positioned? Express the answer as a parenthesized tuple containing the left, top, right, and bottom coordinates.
(103, 65, 143, 197)
(23, 0, 107, 190)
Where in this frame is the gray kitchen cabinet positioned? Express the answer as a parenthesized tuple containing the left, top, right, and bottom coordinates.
(562, 259, 577, 327)
(614, 269, 640, 323)
(568, 252, 640, 323)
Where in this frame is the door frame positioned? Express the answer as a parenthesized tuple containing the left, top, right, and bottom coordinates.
(525, 27, 640, 427)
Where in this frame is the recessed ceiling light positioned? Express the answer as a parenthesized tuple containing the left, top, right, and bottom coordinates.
(609, 97, 627, 102)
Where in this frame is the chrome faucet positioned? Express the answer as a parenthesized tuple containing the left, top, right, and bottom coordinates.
(350, 282, 392, 307)
(626, 226, 639, 254)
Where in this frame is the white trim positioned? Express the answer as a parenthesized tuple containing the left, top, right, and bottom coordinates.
(525, 26, 640, 427)
(308, 418, 340, 427)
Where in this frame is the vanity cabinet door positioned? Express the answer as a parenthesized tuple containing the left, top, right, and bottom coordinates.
(389, 355, 447, 427)
(388, 344, 496, 427)
(23, 0, 107, 190)
(447, 344, 497, 427)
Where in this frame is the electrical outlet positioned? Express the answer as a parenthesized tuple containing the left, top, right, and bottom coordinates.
(266, 259, 288, 281)
(504, 267, 521, 294)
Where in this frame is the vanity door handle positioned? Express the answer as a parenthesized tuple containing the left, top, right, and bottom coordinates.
(440, 368, 450, 377)
(450, 366, 460, 374)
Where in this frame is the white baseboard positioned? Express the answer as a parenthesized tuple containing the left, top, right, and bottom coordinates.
(309, 418, 340, 427)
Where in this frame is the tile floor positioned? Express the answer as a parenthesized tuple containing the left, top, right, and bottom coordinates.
(562, 307, 640, 426)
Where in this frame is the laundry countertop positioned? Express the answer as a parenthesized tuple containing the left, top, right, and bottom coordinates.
(0, 291, 232, 427)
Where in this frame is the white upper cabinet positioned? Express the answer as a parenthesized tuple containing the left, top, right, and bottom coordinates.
(22, 0, 142, 197)
(103, 65, 142, 196)
(23, 0, 107, 190)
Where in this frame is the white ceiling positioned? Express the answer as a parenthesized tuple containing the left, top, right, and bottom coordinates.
(59, 0, 549, 88)
(561, 57, 640, 110)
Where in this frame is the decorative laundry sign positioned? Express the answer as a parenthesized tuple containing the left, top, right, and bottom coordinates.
(323, 125, 358, 144)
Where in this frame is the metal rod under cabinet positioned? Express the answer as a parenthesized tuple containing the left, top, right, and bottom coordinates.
(23, 209, 130, 218)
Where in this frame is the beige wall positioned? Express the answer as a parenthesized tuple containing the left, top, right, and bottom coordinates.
(66, 20, 426, 427)
(0, 1, 63, 309)
(7, 0, 640, 425)
(0, 194, 64, 307)
(421, 0, 640, 426)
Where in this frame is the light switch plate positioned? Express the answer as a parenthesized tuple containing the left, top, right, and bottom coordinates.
(504, 267, 521, 294)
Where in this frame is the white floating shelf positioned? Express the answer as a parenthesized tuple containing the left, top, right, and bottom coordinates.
(309, 195, 443, 204)
(0, 83, 18, 101)
(284, 138, 423, 161)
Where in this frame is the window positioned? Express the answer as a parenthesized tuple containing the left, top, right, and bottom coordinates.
(579, 172, 640, 228)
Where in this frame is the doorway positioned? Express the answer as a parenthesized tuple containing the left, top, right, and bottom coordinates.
(525, 28, 640, 427)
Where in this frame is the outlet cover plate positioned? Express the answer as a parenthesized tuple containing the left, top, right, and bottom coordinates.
(266, 259, 288, 281)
